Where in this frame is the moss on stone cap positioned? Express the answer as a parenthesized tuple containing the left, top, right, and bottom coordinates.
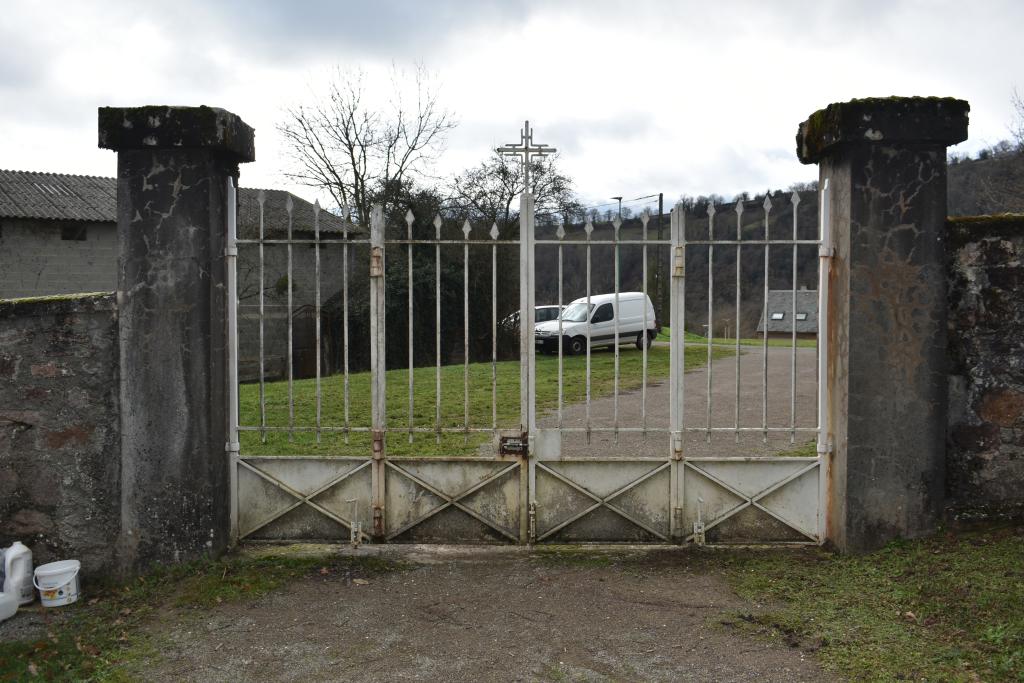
(0, 291, 116, 318)
(796, 96, 969, 164)
(947, 213, 1024, 248)
(98, 105, 255, 162)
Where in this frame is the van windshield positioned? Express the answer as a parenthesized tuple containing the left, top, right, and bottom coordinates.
(560, 302, 593, 322)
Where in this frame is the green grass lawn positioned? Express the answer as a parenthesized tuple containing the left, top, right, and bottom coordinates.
(723, 525, 1024, 682)
(656, 326, 817, 348)
(239, 344, 732, 456)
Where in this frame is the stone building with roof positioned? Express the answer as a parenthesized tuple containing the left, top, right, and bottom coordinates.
(755, 289, 818, 340)
(0, 169, 362, 380)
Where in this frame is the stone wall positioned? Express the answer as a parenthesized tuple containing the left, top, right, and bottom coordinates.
(0, 292, 121, 576)
(0, 219, 118, 299)
(947, 215, 1024, 520)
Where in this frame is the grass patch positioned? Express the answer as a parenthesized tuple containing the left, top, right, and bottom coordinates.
(0, 552, 406, 682)
(775, 439, 818, 457)
(656, 326, 817, 348)
(721, 526, 1024, 682)
(239, 344, 731, 456)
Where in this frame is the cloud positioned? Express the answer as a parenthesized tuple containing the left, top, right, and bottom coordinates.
(2, 0, 1022, 203)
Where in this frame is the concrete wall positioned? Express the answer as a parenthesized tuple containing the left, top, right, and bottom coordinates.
(0, 219, 117, 299)
(0, 293, 121, 576)
(947, 215, 1024, 521)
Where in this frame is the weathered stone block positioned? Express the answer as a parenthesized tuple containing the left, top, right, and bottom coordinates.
(797, 96, 969, 164)
(0, 293, 121, 575)
(799, 96, 969, 551)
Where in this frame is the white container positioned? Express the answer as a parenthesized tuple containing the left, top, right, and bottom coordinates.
(3, 542, 34, 605)
(0, 592, 16, 622)
(33, 560, 80, 608)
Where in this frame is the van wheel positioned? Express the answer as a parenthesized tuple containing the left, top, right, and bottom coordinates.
(636, 332, 652, 350)
(568, 336, 586, 355)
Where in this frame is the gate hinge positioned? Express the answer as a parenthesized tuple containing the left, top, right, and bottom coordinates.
(372, 430, 385, 459)
(528, 501, 537, 544)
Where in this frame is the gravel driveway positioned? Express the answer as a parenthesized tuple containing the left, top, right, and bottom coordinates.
(539, 345, 818, 458)
(136, 544, 836, 683)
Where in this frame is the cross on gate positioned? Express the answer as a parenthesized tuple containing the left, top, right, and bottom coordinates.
(496, 120, 556, 193)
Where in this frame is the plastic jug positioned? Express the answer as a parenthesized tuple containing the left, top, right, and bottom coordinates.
(0, 591, 15, 622)
(3, 542, 34, 605)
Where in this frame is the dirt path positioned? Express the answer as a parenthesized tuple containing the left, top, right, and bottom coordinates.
(539, 345, 817, 458)
(136, 544, 836, 683)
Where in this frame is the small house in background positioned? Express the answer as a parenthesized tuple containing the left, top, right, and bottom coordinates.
(756, 289, 818, 340)
(0, 169, 362, 381)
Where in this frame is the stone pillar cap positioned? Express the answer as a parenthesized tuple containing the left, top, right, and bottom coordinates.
(98, 105, 255, 163)
(796, 96, 969, 165)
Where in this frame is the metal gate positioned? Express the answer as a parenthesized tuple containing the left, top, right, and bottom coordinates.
(226, 147, 832, 547)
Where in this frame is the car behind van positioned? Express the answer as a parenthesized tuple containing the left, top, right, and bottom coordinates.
(534, 292, 659, 355)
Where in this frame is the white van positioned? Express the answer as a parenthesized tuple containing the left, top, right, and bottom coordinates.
(534, 292, 659, 355)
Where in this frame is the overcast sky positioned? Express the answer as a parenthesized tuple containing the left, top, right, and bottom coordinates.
(2, 0, 1022, 213)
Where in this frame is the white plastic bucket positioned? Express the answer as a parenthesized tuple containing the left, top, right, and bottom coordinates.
(33, 560, 80, 607)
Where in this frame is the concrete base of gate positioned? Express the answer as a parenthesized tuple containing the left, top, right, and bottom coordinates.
(238, 541, 817, 564)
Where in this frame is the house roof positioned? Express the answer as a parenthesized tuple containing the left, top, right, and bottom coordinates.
(0, 169, 357, 236)
(237, 188, 353, 237)
(756, 290, 818, 334)
(0, 170, 116, 223)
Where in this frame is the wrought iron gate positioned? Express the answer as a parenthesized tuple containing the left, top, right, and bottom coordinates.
(226, 166, 832, 546)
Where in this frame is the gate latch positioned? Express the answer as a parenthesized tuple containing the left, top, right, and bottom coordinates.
(499, 434, 528, 457)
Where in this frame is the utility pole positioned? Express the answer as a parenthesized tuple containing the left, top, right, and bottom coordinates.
(612, 196, 622, 220)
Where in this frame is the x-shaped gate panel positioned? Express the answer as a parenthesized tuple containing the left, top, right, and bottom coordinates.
(384, 460, 522, 542)
(682, 459, 820, 543)
(238, 458, 373, 541)
(533, 460, 671, 542)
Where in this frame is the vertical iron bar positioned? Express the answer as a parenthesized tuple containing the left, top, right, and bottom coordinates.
(527, 200, 537, 439)
(407, 211, 415, 444)
(669, 205, 685, 460)
(613, 216, 621, 446)
(491, 223, 498, 437)
(816, 180, 832, 544)
(641, 211, 649, 439)
(314, 201, 322, 444)
(705, 204, 715, 442)
(257, 191, 266, 444)
(734, 201, 743, 443)
(762, 196, 772, 443)
(557, 224, 564, 427)
(435, 215, 442, 445)
(463, 220, 471, 443)
(225, 177, 239, 543)
(791, 192, 799, 443)
(585, 218, 593, 445)
(370, 205, 386, 437)
(817, 180, 832, 450)
(342, 205, 350, 443)
(286, 195, 294, 442)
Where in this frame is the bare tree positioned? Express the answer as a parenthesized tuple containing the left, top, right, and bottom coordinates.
(278, 65, 457, 226)
(447, 151, 581, 228)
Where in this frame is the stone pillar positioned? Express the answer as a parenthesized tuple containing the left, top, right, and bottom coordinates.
(797, 97, 968, 552)
(99, 106, 254, 573)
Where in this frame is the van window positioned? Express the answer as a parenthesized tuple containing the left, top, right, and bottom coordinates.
(591, 303, 613, 323)
(560, 302, 592, 322)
